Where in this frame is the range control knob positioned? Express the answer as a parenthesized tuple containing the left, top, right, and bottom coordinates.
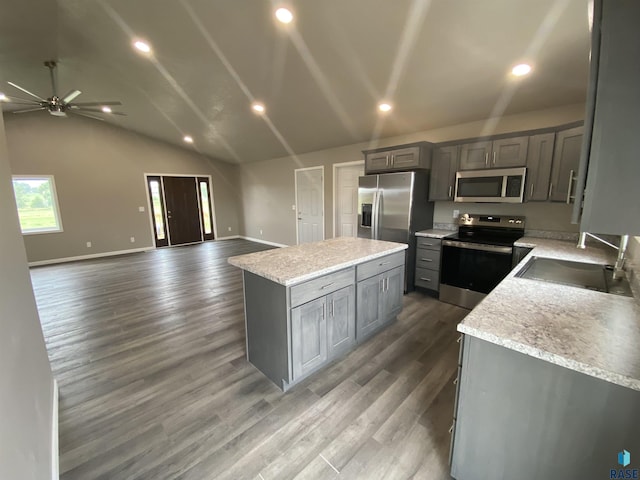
(515, 220, 522, 224)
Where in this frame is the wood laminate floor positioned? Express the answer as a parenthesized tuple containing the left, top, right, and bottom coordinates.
(30, 239, 468, 480)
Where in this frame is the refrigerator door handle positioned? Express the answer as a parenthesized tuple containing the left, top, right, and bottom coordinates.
(374, 189, 382, 240)
(371, 190, 378, 239)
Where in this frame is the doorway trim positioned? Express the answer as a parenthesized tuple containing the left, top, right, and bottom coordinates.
(332, 160, 364, 238)
(143, 173, 218, 248)
(294, 166, 325, 245)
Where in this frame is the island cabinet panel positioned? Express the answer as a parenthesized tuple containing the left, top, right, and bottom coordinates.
(450, 337, 640, 480)
(326, 285, 356, 360)
(291, 296, 328, 380)
(356, 275, 384, 339)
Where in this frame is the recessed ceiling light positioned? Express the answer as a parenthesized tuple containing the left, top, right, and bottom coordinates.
(0, 93, 7, 101)
(134, 40, 151, 54)
(252, 102, 265, 114)
(512, 63, 532, 76)
(101, 106, 112, 113)
(378, 103, 392, 113)
(183, 135, 194, 144)
(275, 7, 293, 24)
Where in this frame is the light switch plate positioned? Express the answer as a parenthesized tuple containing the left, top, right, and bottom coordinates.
(138, 206, 145, 212)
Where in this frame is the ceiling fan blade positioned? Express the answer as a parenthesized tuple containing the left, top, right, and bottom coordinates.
(74, 107, 127, 116)
(68, 111, 105, 122)
(7, 81, 47, 102)
(1, 96, 43, 106)
(11, 107, 47, 114)
(69, 101, 122, 107)
(62, 89, 82, 103)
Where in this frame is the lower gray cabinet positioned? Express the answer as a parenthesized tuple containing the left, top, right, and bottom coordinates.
(414, 237, 442, 292)
(326, 285, 356, 360)
(291, 296, 328, 380)
(356, 264, 404, 340)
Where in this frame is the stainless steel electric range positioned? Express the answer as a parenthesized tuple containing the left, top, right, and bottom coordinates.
(440, 213, 525, 309)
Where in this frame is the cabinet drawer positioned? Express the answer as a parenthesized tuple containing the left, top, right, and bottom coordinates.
(416, 248, 440, 270)
(290, 267, 354, 308)
(356, 251, 405, 282)
(415, 267, 439, 290)
(416, 237, 442, 250)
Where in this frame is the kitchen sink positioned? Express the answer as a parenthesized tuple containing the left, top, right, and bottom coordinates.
(515, 256, 633, 297)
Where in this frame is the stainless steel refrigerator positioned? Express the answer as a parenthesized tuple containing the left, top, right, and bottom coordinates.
(358, 171, 434, 292)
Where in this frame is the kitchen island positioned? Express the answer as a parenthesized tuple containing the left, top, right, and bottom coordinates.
(450, 237, 640, 479)
(228, 237, 407, 391)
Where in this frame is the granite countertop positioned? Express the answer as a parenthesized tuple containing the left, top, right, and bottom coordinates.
(228, 237, 407, 286)
(415, 229, 454, 239)
(458, 236, 640, 391)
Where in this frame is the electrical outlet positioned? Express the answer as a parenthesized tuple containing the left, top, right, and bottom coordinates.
(453, 209, 460, 219)
(86, 241, 92, 248)
(138, 206, 145, 212)
(228, 226, 232, 232)
(260, 229, 263, 235)
(130, 237, 135, 243)
(291, 204, 296, 211)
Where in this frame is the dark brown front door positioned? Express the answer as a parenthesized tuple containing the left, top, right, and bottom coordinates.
(163, 176, 202, 246)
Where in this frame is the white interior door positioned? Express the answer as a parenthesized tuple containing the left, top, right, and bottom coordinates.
(295, 167, 324, 244)
(335, 163, 364, 237)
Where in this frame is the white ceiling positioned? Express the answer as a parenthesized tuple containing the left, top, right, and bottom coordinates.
(0, 0, 591, 164)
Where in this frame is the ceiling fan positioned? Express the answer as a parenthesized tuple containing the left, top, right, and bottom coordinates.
(2, 60, 125, 121)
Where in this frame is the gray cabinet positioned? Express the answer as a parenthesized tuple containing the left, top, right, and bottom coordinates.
(429, 145, 459, 201)
(326, 285, 356, 360)
(241, 252, 405, 391)
(356, 255, 405, 340)
(459, 136, 528, 170)
(291, 296, 328, 380)
(363, 142, 433, 174)
(549, 126, 583, 203)
(573, 0, 640, 235)
(450, 336, 640, 480)
(525, 133, 555, 201)
(414, 237, 441, 292)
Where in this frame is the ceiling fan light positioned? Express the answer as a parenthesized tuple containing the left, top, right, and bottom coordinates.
(134, 40, 152, 54)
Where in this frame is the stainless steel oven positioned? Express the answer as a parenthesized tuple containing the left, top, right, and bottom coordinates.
(439, 214, 525, 309)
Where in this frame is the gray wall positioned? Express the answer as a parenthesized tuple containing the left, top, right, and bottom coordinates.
(239, 104, 586, 246)
(5, 113, 243, 262)
(0, 110, 55, 478)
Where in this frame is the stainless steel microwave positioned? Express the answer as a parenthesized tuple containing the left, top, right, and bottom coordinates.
(454, 167, 527, 203)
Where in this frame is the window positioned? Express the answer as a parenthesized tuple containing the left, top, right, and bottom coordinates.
(11, 176, 63, 234)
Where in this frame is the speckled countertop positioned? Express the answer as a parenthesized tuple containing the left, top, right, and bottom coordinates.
(415, 229, 454, 239)
(228, 237, 407, 286)
(458, 236, 640, 391)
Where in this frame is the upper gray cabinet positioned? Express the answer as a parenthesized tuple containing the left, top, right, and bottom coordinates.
(572, 0, 640, 235)
(429, 145, 459, 201)
(363, 142, 433, 174)
(459, 136, 528, 170)
(525, 133, 555, 201)
(549, 126, 583, 203)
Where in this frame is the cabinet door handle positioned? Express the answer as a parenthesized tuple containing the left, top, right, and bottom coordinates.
(320, 282, 334, 290)
(322, 302, 326, 319)
(566, 169, 575, 204)
(379, 261, 390, 266)
(449, 423, 454, 434)
(330, 299, 334, 317)
(530, 183, 534, 198)
(492, 151, 496, 165)
(421, 243, 433, 247)
(448, 185, 453, 198)
(484, 152, 488, 166)
(419, 277, 431, 282)
(420, 258, 433, 262)
(453, 377, 458, 385)
(388, 155, 393, 167)
(380, 279, 384, 292)
(457, 335, 463, 343)
(548, 182, 553, 197)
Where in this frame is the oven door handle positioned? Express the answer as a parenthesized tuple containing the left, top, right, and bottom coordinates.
(442, 240, 513, 254)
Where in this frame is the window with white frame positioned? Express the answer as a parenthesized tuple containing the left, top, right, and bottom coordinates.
(11, 175, 63, 234)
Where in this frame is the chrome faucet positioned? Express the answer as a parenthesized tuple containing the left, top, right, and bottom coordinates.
(577, 232, 629, 280)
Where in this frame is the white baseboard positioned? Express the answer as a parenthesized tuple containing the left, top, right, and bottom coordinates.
(28, 247, 153, 267)
(215, 235, 241, 241)
(239, 236, 288, 248)
(51, 379, 59, 480)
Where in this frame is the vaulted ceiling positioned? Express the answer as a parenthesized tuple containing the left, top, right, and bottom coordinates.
(0, 0, 591, 163)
